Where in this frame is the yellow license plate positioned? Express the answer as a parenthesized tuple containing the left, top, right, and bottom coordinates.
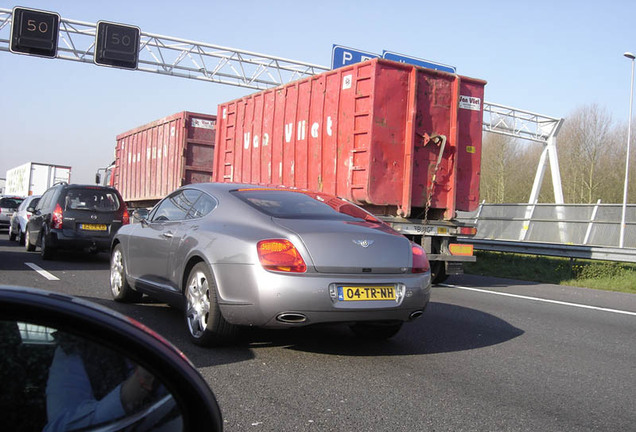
(80, 224, 107, 231)
(337, 286, 396, 301)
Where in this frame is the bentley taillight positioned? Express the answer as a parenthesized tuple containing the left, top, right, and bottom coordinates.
(257, 239, 307, 273)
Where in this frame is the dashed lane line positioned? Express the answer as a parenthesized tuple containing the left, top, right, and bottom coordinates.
(25, 263, 60, 281)
(439, 283, 636, 317)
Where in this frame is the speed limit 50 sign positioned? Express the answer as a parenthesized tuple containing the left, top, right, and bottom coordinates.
(94, 21, 141, 70)
(10, 7, 60, 58)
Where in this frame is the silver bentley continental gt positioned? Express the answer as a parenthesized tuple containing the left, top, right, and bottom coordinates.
(110, 183, 431, 346)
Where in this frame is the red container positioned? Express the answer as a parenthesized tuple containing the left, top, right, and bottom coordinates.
(113, 111, 216, 207)
(213, 59, 486, 220)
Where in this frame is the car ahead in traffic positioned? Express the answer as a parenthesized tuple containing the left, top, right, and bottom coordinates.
(25, 183, 130, 259)
(0, 195, 24, 231)
(111, 183, 432, 346)
(9, 194, 41, 244)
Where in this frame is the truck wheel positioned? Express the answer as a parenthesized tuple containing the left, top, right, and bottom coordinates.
(25, 229, 35, 252)
(431, 262, 448, 284)
(40, 233, 56, 260)
(184, 263, 237, 346)
(350, 321, 403, 340)
(110, 244, 143, 302)
(18, 230, 25, 246)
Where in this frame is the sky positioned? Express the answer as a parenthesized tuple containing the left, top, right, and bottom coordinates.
(1, 0, 636, 185)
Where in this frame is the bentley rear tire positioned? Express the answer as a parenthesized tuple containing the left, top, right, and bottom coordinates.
(184, 262, 237, 346)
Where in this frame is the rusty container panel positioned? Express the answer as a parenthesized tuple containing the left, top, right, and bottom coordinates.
(214, 59, 485, 220)
(456, 78, 486, 213)
(113, 111, 216, 206)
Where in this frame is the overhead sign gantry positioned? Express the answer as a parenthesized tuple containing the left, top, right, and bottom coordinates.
(1, 7, 327, 87)
(0, 7, 565, 203)
(9, 6, 141, 70)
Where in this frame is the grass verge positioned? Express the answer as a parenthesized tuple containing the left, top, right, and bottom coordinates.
(464, 251, 636, 294)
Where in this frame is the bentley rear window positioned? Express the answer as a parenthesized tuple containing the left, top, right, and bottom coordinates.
(233, 190, 378, 222)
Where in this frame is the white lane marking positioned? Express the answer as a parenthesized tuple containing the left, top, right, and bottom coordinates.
(439, 283, 636, 317)
(25, 263, 60, 281)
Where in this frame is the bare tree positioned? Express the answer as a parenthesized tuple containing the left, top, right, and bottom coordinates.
(479, 104, 633, 205)
(608, 122, 636, 204)
(558, 104, 614, 203)
(480, 132, 507, 203)
(480, 132, 532, 203)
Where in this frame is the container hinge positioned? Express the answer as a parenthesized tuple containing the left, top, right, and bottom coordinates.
(421, 135, 447, 221)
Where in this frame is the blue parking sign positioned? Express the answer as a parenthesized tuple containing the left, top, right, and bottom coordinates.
(332, 45, 380, 69)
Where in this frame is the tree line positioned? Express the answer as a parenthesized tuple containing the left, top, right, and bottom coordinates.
(479, 103, 636, 204)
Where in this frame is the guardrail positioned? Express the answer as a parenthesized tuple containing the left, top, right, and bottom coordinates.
(456, 202, 636, 263)
(462, 239, 636, 263)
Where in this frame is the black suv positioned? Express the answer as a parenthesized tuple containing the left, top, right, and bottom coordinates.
(25, 183, 129, 259)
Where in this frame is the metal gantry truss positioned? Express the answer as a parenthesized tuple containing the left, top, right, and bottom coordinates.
(0, 7, 564, 202)
(482, 102, 565, 204)
(482, 101, 563, 143)
(0, 8, 328, 89)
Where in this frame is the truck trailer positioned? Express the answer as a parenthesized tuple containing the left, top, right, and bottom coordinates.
(103, 59, 486, 282)
(213, 59, 486, 282)
(109, 111, 217, 208)
(5, 162, 71, 196)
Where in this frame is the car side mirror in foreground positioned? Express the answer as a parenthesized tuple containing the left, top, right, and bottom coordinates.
(0, 285, 223, 432)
